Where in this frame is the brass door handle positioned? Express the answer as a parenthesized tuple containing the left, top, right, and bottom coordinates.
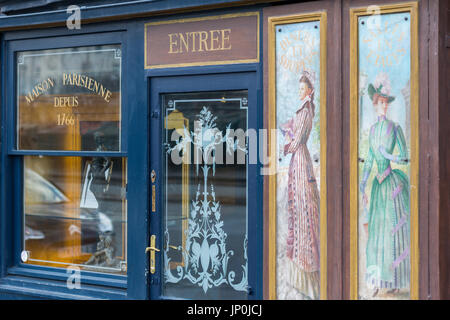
(146, 235, 159, 274)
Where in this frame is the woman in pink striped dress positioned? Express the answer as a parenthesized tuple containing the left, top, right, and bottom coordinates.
(281, 72, 320, 299)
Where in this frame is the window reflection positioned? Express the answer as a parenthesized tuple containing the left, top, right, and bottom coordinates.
(23, 156, 127, 274)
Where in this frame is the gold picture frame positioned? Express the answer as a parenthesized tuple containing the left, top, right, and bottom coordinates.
(349, 2, 419, 300)
(267, 11, 327, 300)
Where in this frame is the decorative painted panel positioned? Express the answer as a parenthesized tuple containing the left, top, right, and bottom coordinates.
(268, 13, 327, 300)
(350, 3, 419, 300)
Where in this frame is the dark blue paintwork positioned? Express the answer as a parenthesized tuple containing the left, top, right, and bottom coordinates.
(0, 2, 264, 300)
(0, 0, 273, 30)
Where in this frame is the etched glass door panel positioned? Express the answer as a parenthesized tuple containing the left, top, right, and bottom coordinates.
(162, 91, 248, 299)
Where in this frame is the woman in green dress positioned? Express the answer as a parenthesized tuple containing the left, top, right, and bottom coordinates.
(360, 76, 410, 297)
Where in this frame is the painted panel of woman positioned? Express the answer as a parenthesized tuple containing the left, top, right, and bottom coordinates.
(360, 76, 411, 297)
(281, 72, 320, 299)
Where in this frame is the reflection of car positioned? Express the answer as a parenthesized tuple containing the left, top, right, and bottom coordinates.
(24, 168, 113, 255)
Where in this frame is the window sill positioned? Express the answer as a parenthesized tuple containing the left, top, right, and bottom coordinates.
(8, 265, 127, 288)
(0, 274, 128, 300)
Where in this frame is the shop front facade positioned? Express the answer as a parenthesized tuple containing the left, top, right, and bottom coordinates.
(0, 0, 448, 300)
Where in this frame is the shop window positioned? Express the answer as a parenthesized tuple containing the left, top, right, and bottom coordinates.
(17, 45, 121, 151)
(16, 45, 127, 275)
(162, 91, 249, 299)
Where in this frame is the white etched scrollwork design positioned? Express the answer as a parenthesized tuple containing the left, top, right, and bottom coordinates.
(164, 106, 248, 294)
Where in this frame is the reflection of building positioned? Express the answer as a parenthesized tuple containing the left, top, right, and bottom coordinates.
(0, 0, 448, 302)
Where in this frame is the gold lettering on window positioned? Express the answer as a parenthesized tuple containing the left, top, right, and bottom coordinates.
(25, 73, 114, 128)
(25, 78, 55, 104)
(62, 73, 112, 103)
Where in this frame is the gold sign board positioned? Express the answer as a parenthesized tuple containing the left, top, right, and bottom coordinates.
(145, 12, 260, 69)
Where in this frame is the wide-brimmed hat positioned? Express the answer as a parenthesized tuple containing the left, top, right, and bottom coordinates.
(368, 73, 395, 103)
(368, 83, 395, 103)
(299, 70, 316, 89)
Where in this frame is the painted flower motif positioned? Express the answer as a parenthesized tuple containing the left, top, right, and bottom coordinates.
(359, 72, 368, 95)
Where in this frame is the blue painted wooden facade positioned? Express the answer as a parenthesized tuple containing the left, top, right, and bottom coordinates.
(0, 0, 448, 301)
(0, 0, 268, 300)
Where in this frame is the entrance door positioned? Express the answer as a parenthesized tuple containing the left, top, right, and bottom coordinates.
(148, 72, 261, 300)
